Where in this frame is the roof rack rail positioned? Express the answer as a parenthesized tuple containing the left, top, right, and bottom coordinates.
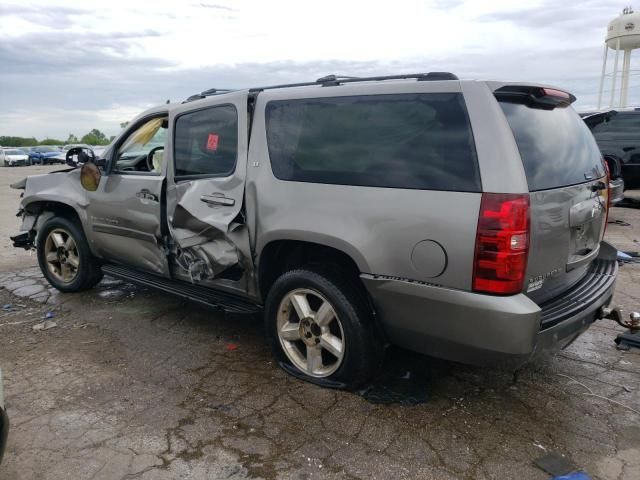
(183, 88, 234, 103)
(184, 72, 458, 101)
(248, 71, 458, 92)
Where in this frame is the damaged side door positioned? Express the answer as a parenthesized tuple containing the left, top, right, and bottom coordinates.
(166, 92, 253, 295)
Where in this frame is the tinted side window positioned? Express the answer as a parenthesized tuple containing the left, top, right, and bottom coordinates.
(174, 105, 238, 177)
(499, 102, 604, 191)
(265, 93, 480, 192)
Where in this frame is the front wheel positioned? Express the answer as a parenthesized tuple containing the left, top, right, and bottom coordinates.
(265, 269, 383, 389)
(36, 216, 103, 292)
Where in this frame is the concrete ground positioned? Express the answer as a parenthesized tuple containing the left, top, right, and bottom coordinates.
(0, 165, 639, 480)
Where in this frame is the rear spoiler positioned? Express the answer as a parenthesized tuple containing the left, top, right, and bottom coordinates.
(494, 85, 576, 109)
(582, 110, 618, 130)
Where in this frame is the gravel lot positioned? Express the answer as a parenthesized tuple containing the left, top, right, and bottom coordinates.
(0, 165, 639, 479)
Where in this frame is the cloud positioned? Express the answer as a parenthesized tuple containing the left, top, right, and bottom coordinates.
(196, 3, 237, 11)
(0, 0, 629, 138)
(478, 0, 618, 31)
(0, 30, 166, 73)
(0, 3, 89, 29)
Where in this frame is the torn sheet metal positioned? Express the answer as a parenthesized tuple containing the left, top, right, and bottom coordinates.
(168, 181, 251, 283)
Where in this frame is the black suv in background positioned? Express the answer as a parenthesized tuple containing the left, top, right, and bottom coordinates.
(583, 109, 640, 195)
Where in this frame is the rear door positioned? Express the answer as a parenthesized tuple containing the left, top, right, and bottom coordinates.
(497, 95, 608, 303)
(165, 91, 252, 293)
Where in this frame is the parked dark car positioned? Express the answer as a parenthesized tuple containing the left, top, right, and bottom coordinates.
(583, 109, 640, 191)
(28, 146, 64, 165)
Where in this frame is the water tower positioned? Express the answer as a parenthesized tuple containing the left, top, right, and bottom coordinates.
(597, 6, 640, 109)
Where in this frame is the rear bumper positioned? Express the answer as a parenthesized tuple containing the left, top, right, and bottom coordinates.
(362, 241, 618, 367)
(4, 160, 27, 167)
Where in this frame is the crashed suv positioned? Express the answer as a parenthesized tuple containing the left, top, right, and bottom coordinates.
(11, 73, 618, 388)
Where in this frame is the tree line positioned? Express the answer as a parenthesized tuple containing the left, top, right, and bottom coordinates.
(0, 129, 115, 147)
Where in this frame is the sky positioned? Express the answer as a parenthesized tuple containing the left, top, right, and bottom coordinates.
(0, 0, 632, 139)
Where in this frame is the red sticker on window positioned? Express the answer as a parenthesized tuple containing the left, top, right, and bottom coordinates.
(206, 133, 219, 152)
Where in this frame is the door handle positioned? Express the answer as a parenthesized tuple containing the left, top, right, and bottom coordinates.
(200, 194, 235, 207)
(136, 189, 159, 202)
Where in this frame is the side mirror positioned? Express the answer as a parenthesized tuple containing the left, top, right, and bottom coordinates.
(66, 147, 95, 167)
(80, 162, 102, 192)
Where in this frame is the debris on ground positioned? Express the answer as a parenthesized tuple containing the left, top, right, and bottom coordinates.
(609, 219, 631, 226)
(616, 250, 640, 264)
(226, 343, 239, 351)
(32, 320, 57, 332)
(557, 373, 640, 415)
(44, 311, 55, 319)
(533, 452, 575, 476)
(551, 472, 593, 480)
(2, 303, 25, 312)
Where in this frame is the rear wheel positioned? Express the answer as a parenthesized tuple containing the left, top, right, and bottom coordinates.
(37, 216, 103, 292)
(265, 269, 382, 389)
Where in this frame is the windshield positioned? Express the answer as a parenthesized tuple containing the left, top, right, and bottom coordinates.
(36, 146, 57, 152)
(5, 150, 24, 155)
(499, 102, 605, 191)
(119, 117, 167, 159)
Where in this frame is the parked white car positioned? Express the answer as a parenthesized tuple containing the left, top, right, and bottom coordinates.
(1, 148, 29, 166)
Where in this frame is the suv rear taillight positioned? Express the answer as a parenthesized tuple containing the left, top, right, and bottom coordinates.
(473, 193, 530, 295)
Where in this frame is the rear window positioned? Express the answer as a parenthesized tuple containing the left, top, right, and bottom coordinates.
(499, 102, 604, 191)
(591, 112, 640, 140)
(265, 93, 480, 192)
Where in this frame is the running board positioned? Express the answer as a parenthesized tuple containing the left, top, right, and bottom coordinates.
(102, 264, 262, 315)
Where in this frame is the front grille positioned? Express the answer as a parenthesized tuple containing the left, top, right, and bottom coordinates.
(539, 258, 617, 330)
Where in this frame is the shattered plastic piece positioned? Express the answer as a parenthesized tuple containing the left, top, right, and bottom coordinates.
(44, 311, 55, 319)
(226, 343, 239, 351)
(2, 304, 12, 312)
(32, 320, 57, 332)
(552, 472, 592, 480)
(617, 251, 632, 261)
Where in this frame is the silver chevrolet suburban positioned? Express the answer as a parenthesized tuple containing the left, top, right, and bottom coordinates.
(11, 73, 617, 388)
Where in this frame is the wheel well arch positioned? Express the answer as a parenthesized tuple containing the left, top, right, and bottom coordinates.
(603, 153, 623, 179)
(258, 240, 365, 300)
(24, 200, 84, 230)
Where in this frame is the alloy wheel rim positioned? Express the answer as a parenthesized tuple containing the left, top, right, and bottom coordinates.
(44, 228, 80, 283)
(276, 288, 345, 377)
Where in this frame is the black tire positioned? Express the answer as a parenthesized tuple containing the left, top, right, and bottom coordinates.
(36, 216, 103, 292)
(265, 268, 383, 389)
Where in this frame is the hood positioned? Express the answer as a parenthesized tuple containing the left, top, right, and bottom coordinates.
(10, 167, 75, 191)
(6, 154, 28, 159)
